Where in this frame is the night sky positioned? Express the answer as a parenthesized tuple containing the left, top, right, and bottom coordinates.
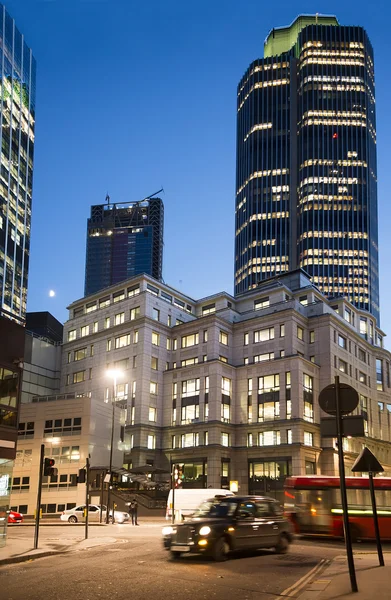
(7, 0, 391, 342)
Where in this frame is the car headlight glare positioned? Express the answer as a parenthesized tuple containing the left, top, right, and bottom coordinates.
(199, 526, 211, 536)
(162, 526, 176, 536)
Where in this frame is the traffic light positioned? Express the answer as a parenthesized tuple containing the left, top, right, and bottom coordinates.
(78, 468, 86, 484)
(173, 464, 184, 487)
(43, 458, 57, 477)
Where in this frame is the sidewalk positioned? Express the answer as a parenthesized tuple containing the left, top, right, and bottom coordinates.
(298, 552, 391, 600)
(0, 517, 165, 566)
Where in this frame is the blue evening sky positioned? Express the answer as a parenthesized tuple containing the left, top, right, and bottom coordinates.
(7, 0, 391, 338)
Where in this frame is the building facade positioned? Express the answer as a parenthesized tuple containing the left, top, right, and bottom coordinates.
(0, 4, 36, 324)
(235, 15, 379, 323)
(84, 197, 164, 296)
(52, 272, 391, 503)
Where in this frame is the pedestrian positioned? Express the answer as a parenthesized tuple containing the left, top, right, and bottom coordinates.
(130, 499, 139, 525)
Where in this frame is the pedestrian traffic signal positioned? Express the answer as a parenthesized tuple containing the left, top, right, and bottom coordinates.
(43, 458, 57, 477)
(78, 468, 86, 483)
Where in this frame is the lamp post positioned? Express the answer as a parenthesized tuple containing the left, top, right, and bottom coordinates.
(105, 369, 122, 524)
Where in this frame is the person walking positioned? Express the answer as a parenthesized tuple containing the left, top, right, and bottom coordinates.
(130, 499, 139, 525)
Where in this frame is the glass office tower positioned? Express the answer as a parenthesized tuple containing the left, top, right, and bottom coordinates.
(235, 15, 379, 322)
(0, 4, 36, 324)
(85, 197, 164, 296)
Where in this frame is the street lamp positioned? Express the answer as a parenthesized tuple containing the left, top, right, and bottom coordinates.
(105, 368, 123, 524)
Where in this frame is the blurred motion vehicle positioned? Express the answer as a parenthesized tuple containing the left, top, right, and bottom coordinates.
(163, 495, 293, 561)
(8, 510, 24, 524)
(284, 475, 391, 541)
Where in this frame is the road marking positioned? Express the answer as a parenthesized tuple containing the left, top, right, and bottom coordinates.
(280, 559, 329, 597)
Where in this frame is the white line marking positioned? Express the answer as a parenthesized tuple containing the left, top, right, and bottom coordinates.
(281, 559, 328, 597)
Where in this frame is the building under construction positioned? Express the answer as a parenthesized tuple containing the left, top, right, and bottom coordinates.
(84, 194, 164, 296)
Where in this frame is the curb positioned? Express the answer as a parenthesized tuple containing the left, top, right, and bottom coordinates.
(0, 549, 67, 567)
(281, 559, 330, 598)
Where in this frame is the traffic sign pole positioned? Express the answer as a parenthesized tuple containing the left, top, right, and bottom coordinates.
(369, 472, 384, 566)
(335, 376, 358, 593)
(34, 444, 45, 550)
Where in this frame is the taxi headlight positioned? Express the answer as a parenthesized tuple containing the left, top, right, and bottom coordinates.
(199, 526, 211, 536)
(162, 526, 176, 536)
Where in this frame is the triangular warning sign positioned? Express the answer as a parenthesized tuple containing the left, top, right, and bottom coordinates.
(351, 447, 384, 473)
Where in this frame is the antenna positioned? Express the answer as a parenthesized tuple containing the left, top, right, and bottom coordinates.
(105, 193, 110, 205)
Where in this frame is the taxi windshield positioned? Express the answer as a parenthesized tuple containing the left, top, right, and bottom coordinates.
(192, 500, 236, 518)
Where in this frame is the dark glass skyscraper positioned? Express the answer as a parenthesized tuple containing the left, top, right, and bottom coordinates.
(0, 4, 36, 323)
(85, 197, 164, 296)
(235, 15, 379, 322)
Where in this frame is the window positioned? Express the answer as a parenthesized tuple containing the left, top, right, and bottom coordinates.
(338, 334, 347, 349)
(202, 303, 215, 315)
(104, 317, 110, 329)
(99, 296, 110, 308)
(297, 326, 304, 341)
(80, 325, 89, 338)
(130, 306, 140, 320)
(18, 422, 34, 438)
(93, 322, 98, 333)
(338, 359, 348, 373)
(152, 308, 160, 321)
(299, 295, 308, 306)
(181, 402, 199, 424)
(115, 334, 131, 349)
(221, 377, 231, 395)
(151, 357, 158, 370)
(378, 402, 384, 411)
(258, 374, 279, 393)
(12, 476, 30, 491)
(167, 315, 172, 326)
(310, 356, 315, 363)
(133, 356, 137, 368)
(359, 371, 367, 384)
(287, 429, 292, 444)
(113, 290, 125, 303)
(115, 312, 125, 326)
(304, 431, 314, 446)
(376, 359, 384, 391)
(133, 330, 139, 344)
(219, 330, 228, 345)
(106, 339, 112, 351)
(280, 324, 285, 337)
(150, 382, 158, 395)
(219, 355, 228, 363)
(254, 352, 274, 363)
(204, 431, 209, 445)
(68, 329, 76, 341)
(73, 370, 85, 384)
(244, 332, 249, 345)
(181, 357, 199, 367)
(254, 296, 269, 310)
(181, 433, 199, 448)
(181, 333, 199, 348)
(259, 431, 280, 446)
(303, 374, 313, 422)
(203, 330, 208, 343)
(221, 433, 230, 447)
(247, 433, 253, 447)
(74, 348, 87, 361)
(344, 307, 352, 324)
(128, 285, 140, 298)
(147, 284, 159, 296)
(149, 407, 157, 422)
(90, 345, 94, 357)
(258, 400, 279, 421)
(310, 331, 315, 343)
(152, 332, 160, 346)
(254, 327, 274, 343)
(360, 317, 367, 338)
(182, 378, 200, 397)
(221, 400, 230, 422)
(116, 383, 128, 401)
(44, 418, 81, 437)
(147, 435, 155, 449)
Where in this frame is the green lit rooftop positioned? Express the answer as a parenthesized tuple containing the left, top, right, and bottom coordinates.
(264, 14, 339, 58)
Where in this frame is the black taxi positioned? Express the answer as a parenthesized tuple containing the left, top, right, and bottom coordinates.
(162, 495, 293, 561)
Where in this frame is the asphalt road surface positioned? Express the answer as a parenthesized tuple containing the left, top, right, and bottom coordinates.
(1, 527, 385, 600)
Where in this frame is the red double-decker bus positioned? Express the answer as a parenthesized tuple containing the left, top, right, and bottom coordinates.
(284, 475, 391, 541)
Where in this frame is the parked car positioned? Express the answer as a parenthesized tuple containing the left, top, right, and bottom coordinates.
(162, 495, 293, 561)
(60, 504, 129, 524)
(8, 510, 24, 524)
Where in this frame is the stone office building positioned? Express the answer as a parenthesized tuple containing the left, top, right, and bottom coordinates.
(59, 270, 391, 499)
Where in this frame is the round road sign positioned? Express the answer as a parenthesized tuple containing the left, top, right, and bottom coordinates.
(319, 383, 359, 416)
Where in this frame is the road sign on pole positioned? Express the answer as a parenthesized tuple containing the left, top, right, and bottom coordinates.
(352, 447, 384, 567)
(319, 377, 358, 593)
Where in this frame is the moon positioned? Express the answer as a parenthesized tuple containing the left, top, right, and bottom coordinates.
(49, 290, 56, 297)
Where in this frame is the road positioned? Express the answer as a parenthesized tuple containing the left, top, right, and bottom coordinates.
(1, 525, 387, 600)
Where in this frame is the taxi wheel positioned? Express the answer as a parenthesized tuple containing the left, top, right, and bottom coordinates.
(170, 551, 182, 559)
(212, 537, 230, 562)
(68, 516, 78, 524)
(275, 533, 290, 554)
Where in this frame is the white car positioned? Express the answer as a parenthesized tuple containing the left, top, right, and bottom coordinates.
(60, 504, 129, 524)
